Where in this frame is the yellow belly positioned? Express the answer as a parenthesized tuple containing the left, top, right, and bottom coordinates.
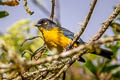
(39, 27, 73, 52)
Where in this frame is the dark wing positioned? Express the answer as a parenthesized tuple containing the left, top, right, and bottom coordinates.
(60, 27, 85, 62)
(59, 27, 84, 43)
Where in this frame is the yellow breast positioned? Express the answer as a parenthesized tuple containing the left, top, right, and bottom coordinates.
(39, 27, 72, 52)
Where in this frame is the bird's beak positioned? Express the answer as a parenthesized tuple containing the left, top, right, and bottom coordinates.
(35, 24, 41, 27)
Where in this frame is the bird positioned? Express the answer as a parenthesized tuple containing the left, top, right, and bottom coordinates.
(34, 18, 113, 62)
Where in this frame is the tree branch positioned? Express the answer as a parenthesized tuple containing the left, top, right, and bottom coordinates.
(23, 0, 34, 15)
(91, 3, 120, 42)
(27, 35, 120, 67)
(69, 0, 97, 48)
(50, 0, 56, 21)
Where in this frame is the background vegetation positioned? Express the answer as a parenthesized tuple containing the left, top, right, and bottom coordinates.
(0, 0, 120, 80)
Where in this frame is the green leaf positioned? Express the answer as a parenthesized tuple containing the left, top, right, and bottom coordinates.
(109, 41, 119, 58)
(117, 13, 120, 20)
(110, 22, 120, 34)
(101, 64, 120, 73)
(0, 11, 9, 18)
(112, 71, 120, 78)
(85, 60, 96, 75)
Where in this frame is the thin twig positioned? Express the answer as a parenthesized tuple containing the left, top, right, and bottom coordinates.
(50, 65, 69, 80)
(23, 0, 34, 15)
(43, 74, 55, 80)
(23, 64, 63, 78)
(95, 35, 120, 44)
(0, 0, 19, 6)
(33, 71, 47, 80)
(69, 0, 97, 48)
(50, 0, 55, 21)
(50, 56, 75, 80)
(6, 72, 19, 80)
(90, 3, 120, 43)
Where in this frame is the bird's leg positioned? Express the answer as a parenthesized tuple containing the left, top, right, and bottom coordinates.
(31, 44, 46, 60)
(62, 71, 66, 80)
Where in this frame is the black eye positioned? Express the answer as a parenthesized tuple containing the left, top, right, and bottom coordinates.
(41, 20, 45, 24)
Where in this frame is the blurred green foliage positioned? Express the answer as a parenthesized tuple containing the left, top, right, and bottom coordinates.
(0, 11, 9, 18)
(0, 19, 44, 61)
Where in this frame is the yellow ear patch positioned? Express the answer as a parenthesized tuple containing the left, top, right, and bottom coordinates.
(44, 21, 48, 25)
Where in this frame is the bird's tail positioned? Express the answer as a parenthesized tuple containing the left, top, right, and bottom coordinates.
(92, 48, 113, 59)
(78, 48, 113, 62)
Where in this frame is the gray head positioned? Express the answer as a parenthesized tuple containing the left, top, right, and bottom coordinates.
(35, 18, 57, 30)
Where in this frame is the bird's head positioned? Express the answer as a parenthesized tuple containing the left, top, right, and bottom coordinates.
(35, 18, 57, 30)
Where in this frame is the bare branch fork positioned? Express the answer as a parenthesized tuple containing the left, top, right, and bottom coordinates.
(69, 0, 98, 48)
(91, 3, 120, 43)
(23, 0, 34, 15)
